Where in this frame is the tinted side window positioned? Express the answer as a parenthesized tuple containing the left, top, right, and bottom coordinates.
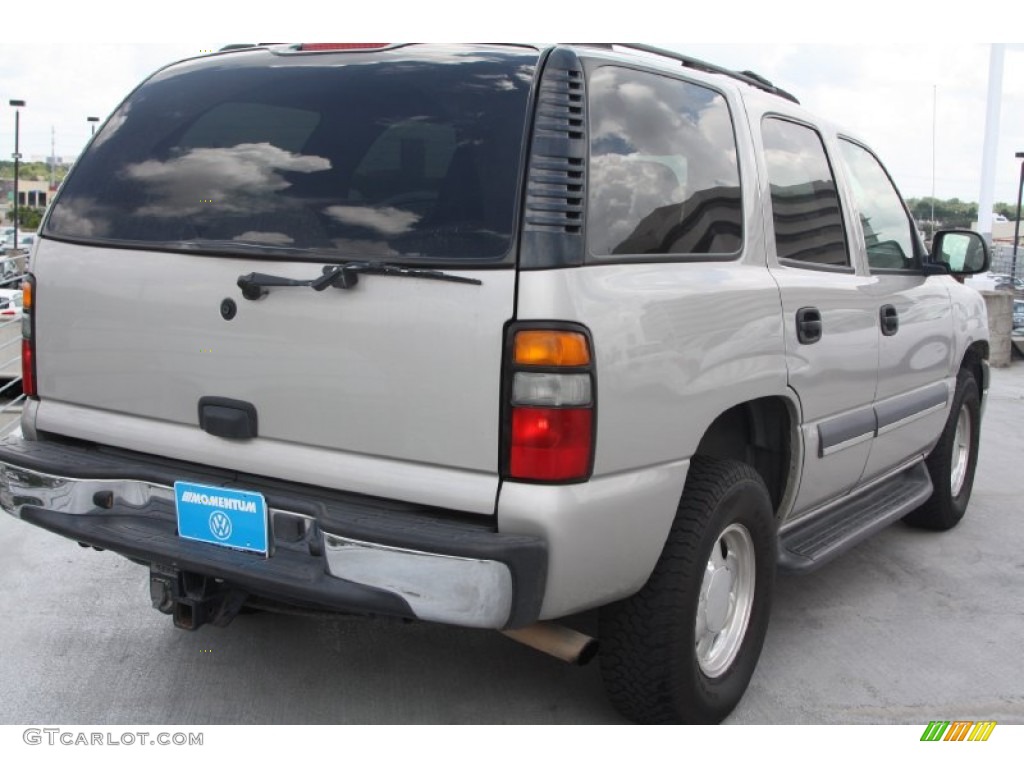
(762, 118, 849, 267)
(838, 140, 918, 270)
(587, 67, 742, 258)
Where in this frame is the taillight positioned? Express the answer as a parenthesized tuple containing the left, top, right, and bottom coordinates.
(22, 274, 36, 398)
(504, 326, 595, 482)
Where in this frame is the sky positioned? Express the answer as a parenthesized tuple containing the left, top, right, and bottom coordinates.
(1, 3, 1021, 206)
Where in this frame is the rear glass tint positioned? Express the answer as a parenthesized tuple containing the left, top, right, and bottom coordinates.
(46, 47, 538, 264)
(761, 118, 849, 267)
(587, 66, 742, 258)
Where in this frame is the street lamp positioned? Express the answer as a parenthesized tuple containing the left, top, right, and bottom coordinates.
(1012, 151, 1024, 284)
(9, 100, 26, 251)
(87, 116, 99, 136)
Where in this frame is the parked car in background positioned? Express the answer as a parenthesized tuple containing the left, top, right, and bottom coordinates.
(965, 272, 1024, 293)
(995, 274, 1024, 294)
(1, 233, 35, 251)
(1013, 300, 1024, 331)
(0, 289, 24, 321)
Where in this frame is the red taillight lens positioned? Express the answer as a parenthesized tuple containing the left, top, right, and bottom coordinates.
(510, 408, 592, 481)
(22, 273, 36, 398)
(504, 324, 595, 483)
(21, 337, 35, 397)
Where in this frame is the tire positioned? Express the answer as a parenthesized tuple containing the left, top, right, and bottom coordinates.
(598, 456, 776, 724)
(904, 369, 981, 530)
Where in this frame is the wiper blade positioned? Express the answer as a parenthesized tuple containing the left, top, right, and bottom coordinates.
(312, 262, 483, 290)
(237, 262, 482, 301)
(178, 239, 312, 256)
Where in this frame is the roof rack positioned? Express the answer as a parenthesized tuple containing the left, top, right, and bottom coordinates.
(574, 43, 800, 105)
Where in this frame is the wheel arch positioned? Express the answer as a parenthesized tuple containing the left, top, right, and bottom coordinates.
(959, 340, 989, 391)
(692, 395, 799, 518)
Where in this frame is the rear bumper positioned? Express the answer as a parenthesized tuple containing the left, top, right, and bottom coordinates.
(0, 433, 546, 629)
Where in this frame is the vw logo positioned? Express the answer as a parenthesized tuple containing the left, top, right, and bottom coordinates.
(209, 511, 232, 541)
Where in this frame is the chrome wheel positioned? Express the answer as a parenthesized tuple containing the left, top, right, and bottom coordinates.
(695, 523, 756, 678)
(950, 404, 972, 498)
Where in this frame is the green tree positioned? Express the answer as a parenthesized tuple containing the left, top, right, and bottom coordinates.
(0, 160, 72, 183)
(5, 207, 42, 230)
(17, 205, 43, 230)
(994, 202, 1019, 220)
(906, 197, 981, 229)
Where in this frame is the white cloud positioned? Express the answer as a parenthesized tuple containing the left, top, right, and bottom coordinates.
(323, 206, 421, 236)
(124, 143, 331, 217)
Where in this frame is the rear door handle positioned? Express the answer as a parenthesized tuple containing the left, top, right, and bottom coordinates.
(880, 304, 899, 336)
(796, 306, 822, 345)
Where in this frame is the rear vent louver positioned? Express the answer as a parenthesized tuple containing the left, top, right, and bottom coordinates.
(520, 49, 588, 269)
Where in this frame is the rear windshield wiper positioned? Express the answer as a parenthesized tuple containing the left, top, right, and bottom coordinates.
(177, 239, 313, 256)
(237, 261, 482, 301)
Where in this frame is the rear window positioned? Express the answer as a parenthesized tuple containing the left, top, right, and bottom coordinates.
(45, 47, 538, 265)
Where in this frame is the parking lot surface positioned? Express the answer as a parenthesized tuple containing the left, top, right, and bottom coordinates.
(1, 364, 1023, 724)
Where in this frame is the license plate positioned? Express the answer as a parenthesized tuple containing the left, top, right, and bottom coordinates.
(174, 481, 269, 555)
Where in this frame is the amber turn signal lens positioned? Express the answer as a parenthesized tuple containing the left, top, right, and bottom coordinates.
(513, 330, 590, 367)
(22, 278, 32, 312)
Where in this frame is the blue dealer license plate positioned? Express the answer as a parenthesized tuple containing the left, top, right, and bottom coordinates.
(174, 481, 269, 555)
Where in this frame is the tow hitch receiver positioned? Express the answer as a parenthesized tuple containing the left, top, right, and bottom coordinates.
(149, 564, 249, 631)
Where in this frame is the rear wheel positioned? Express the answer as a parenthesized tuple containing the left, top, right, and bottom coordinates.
(905, 369, 981, 531)
(599, 456, 776, 724)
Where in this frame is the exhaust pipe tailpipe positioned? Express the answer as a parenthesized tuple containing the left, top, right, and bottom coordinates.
(501, 621, 599, 666)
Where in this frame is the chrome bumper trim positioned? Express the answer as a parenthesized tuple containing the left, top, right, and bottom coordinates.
(0, 464, 175, 517)
(1, 464, 515, 629)
(324, 535, 513, 628)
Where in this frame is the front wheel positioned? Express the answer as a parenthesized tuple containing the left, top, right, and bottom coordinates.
(904, 369, 981, 531)
(599, 456, 776, 724)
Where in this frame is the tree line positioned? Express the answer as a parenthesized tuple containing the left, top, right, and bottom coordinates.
(907, 197, 1018, 230)
(0, 161, 72, 182)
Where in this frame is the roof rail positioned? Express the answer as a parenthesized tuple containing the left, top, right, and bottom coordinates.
(572, 43, 800, 105)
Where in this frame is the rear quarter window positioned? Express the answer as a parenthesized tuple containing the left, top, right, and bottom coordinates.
(587, 66, 742, 259)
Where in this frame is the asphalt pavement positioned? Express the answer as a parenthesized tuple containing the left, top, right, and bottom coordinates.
(1, 364, 1023, 724)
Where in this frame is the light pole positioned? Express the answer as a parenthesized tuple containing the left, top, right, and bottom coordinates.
(87, 116, 99, 136)
(9, 100, 26, 251)
(1012, 151, 1024, 285)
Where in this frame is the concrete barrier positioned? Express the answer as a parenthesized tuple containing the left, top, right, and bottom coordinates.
(981, 290, 1014, 367)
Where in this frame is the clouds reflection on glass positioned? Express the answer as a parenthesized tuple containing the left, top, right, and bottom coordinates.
(588, 67, 742, 258)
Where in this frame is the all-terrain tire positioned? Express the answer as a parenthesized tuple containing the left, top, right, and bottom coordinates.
(904, 369, 981, 531)
(599, 456, 776, 724)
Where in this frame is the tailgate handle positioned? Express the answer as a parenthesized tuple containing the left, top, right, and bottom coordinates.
(198, 397, 258, 440)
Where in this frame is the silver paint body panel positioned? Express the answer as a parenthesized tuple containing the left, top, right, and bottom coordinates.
(30, 241, 513, 515)
(15, 52, 991, 622)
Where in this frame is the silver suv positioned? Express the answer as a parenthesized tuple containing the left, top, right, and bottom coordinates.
(0, 43, 991, 724)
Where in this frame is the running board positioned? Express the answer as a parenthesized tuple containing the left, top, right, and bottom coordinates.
(778, 462, 933, 573)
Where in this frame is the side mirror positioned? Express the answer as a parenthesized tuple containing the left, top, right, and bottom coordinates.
(929, 230, 990, 275)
